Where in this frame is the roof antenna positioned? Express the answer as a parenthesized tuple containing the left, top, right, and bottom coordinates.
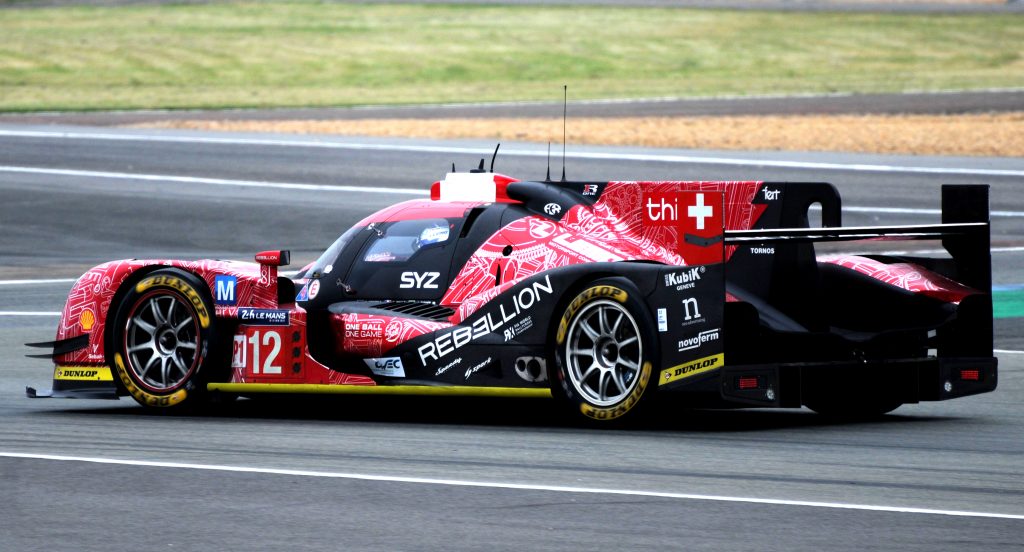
(489, 143, 501, 172)
(545, 141, 552, 182)
(452, 162, 456, 173)
(561, 85, 567, 182)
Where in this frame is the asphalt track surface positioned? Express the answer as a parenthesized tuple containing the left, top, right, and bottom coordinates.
(1, 125, 1023, 550)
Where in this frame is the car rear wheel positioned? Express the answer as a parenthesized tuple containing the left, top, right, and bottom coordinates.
(110, 269, 217, 409)
(552, 279, 656, 422)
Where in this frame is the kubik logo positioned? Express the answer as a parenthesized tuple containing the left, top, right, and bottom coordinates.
(664, 266, 703, 289)
(215, 275, 237, 306)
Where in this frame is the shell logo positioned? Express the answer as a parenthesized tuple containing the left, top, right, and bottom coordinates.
(80, 309, 96, 331)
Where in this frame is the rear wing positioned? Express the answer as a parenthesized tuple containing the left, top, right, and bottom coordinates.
(723, 184, 992, 291)
(721, 184, 993, 357)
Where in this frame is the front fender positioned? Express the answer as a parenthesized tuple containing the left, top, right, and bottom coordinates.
(53, 259, 277, 365)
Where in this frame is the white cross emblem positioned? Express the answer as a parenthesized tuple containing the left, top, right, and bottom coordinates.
(688, 193, 713, 230)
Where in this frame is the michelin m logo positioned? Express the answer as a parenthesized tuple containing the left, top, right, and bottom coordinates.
(215, 275, 237, 306)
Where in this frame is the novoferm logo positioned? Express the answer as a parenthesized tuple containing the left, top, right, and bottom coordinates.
(659, 353, 724, 386)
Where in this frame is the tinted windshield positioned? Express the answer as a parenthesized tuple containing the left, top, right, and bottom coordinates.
(307, 225, 361, 279)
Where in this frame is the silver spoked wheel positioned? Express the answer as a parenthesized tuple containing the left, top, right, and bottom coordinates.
(124, 292, 200, 392)
(564, 299, 643, 407)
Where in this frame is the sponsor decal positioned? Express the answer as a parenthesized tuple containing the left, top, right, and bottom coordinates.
(657, 308, 668, 332)
(418, 275, 553, 365)
(79, 308, 96, 331)
(464, 357, 493, 380)
(580, 361, 651, 421)
(400, 271, 440, 289)
(323, 264, 333, 275)
(664, 266, 704, 290)
(659, 353, 724, 386)
(346, 321, 383, 339)
(582, 184, 599, 196)
(750, 247, 775, 255)
(364, 357, 406, 378)
(434, 357, 462, 377)
(503, 315, 534, 342)
(255, 251, 282, 265)
(556, 284, 628, 345)
(681, 297, 703, 326)
(677, 327, 720, 352)
(238, 308, 290, 326)
(53, 365, 113, 381)
(296, 282, 309, 301)
(231, 335, 246, 368)
(642, 191, 724, 264)
(543, 203, 562, 216)
(643, 192, 714, 229)
(214, 275, 237, 306)
(762, 187, 781, 201)
(308, 279, 320, 299)
(136, 275, 211, 329)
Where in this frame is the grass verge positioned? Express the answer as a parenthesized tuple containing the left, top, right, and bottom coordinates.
(1, 2, 1022, 111)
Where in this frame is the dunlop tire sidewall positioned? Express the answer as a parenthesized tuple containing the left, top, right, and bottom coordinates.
(110, 268, 216, 409)
(552, 278, 658, 423)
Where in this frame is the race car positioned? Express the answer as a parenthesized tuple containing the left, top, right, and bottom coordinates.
(26, 167, 997, 422)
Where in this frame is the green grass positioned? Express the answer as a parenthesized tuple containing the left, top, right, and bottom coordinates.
(0, 2, 1022, 111)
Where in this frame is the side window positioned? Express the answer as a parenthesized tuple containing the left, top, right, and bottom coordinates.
(363, 219, 451, 264)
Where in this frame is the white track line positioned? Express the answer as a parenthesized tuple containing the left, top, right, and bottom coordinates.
(995, 349, 1024, 354)
(0, 311, 61, 316)
(0, 166, 427, 196)
(4, 166, 1024, 220)
(0, 278, 77, 286)
(1, 129, 1023, 177)
(1, 451, 1021, 520)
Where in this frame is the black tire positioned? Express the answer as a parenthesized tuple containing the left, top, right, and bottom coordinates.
(110, 269, 217, 409)
(552, 278, 657, 422)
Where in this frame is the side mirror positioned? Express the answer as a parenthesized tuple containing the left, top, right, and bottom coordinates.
(255, 250, 290, 267)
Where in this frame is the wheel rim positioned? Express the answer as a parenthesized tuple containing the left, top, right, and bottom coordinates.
(124, 291, 200, 392)
(564, 299, 643, 407)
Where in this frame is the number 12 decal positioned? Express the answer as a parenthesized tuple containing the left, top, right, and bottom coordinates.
(247, 330, 282, 375)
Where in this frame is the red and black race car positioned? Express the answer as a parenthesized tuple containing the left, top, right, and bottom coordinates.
(27, 168, 997, 422)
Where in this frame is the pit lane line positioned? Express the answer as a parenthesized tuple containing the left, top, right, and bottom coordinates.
(1, 452, 1022, 521)
(1, 129, 1024, 177)
(3, 165, 1024, 218)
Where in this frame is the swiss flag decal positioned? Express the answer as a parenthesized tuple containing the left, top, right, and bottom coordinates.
(642, 191, 724, 265)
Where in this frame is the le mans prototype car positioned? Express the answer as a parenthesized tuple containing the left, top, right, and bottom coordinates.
(27, 166, 997, 422)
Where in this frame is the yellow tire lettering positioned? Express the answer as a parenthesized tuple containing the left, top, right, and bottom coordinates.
(114, 353, 187, 408)
(135, 274, 211, 329)
(557, 285, 629, 344)
(578, 361, 651, 421)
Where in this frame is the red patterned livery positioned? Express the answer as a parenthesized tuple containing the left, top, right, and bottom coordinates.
(28, 170, 997, 421)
